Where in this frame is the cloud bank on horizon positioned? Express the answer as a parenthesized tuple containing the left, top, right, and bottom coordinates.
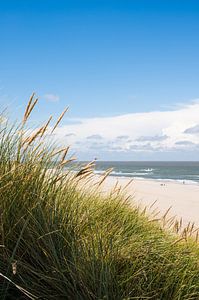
(51, 100, 199, 160)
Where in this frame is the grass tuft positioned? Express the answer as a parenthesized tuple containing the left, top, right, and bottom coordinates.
(0, 95, 199, 299)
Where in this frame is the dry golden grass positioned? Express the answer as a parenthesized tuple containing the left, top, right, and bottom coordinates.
(0, 94, 199, 299)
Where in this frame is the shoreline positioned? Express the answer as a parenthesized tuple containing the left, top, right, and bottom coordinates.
(102, 175, 199, 228)
(101, 174, 199, 186)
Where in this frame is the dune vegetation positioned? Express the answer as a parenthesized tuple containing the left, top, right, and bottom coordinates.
(0, 95, 199, 299)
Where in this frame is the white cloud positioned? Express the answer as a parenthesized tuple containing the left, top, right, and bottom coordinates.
(136, 135, 168, 142)
(50, 100, 199, 159)
(184, 124, 199, 134)
(43, 94, 60, 102)
(86, 134, 103, 140)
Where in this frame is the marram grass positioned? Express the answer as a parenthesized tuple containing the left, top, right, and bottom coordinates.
(0, 95, 199, 299)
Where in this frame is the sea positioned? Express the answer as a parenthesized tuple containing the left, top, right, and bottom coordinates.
(89, 161, 199, 185)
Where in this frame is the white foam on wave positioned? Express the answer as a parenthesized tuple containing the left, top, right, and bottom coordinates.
(140, 168, 155, 172)
(94, 169, 199, 185)
(94, 170, 153, 177)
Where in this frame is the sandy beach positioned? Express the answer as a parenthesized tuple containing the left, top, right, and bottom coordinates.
(103, 176, 199, 227)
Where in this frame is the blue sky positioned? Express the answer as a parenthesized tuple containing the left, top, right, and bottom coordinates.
(1, 0, 199, 160)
